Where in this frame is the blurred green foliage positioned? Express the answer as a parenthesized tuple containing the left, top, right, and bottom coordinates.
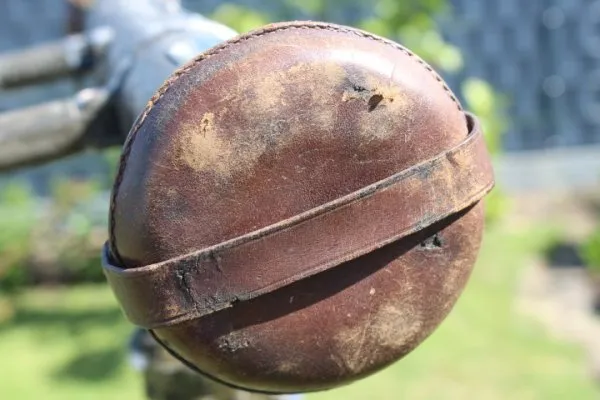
(0, 177, 107, 292)
(358, 0, 463, 73)
(101, 147, 122, 185)
(210, 3, 269, 34)
(0, 183, 38, 292)
(462, 78, 509, 224)
(581, 228, 600, 274)
(462, 79, 507, 156)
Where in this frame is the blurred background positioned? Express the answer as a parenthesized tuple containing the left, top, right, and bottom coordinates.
(1, 0, 600, 399)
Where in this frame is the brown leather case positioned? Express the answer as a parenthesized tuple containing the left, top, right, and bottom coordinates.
(104, 21, 495, 394)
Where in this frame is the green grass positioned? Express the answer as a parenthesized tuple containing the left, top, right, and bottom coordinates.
(0, 225, 597, 399)
(0, 285, 144, 400)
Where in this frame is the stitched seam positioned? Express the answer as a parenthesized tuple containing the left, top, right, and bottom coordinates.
(108, 21, 464, 263)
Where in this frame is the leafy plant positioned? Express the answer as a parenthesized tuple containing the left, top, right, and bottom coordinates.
(210, 3, 269, 33)
(462, 78, 509, 224)
(358, 0, 463, 72)
(0, 182, 38, 292)
(28, 178, 106, 284)
(0, 178, 107, 290)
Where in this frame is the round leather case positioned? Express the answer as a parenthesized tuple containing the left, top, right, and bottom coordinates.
(103, 21, 495, 394)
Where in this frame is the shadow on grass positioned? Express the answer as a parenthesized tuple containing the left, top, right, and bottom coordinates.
(53, 347, 125, 382)
(544, 241, 584, 269)
(0, 306, 125, 339)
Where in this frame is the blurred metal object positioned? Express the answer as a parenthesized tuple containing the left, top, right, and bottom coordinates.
(0, 27, 113, 89)
(0, 0, 235, 172)
(86, 0, 236, 133)
(0, 87, 118, 171)
(0, 0, 235, 170)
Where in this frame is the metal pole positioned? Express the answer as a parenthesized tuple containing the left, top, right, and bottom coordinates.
(0, 27, 113, 88)
(0, 88, 112, 170)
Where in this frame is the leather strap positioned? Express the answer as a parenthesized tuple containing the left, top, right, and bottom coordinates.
(103, 113, 494, 329)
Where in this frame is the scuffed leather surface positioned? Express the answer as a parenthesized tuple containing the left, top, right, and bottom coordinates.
(153, 203, 484, 393)
(104, 115, 493, 329)
(107, 21, 493, 393)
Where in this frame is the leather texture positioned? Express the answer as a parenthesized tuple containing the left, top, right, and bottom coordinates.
(103, 114, 493, 329)
(106, 21, 495, 394)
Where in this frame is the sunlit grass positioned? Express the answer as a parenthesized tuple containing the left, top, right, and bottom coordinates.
(0, 285, 143, 400)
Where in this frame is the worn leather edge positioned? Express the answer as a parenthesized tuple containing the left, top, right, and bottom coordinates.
(103, 114, 494, 329)
(108, 20, 464, 266)
(148, 329, 308, 395)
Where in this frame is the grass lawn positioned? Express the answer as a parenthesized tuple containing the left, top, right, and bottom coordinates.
(0, 224, 598, 400)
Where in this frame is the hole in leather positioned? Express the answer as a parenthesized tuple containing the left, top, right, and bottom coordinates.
(418, 233, 444, 250)
(465, 113, 475, 136)
(367, 94, 384, 111)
